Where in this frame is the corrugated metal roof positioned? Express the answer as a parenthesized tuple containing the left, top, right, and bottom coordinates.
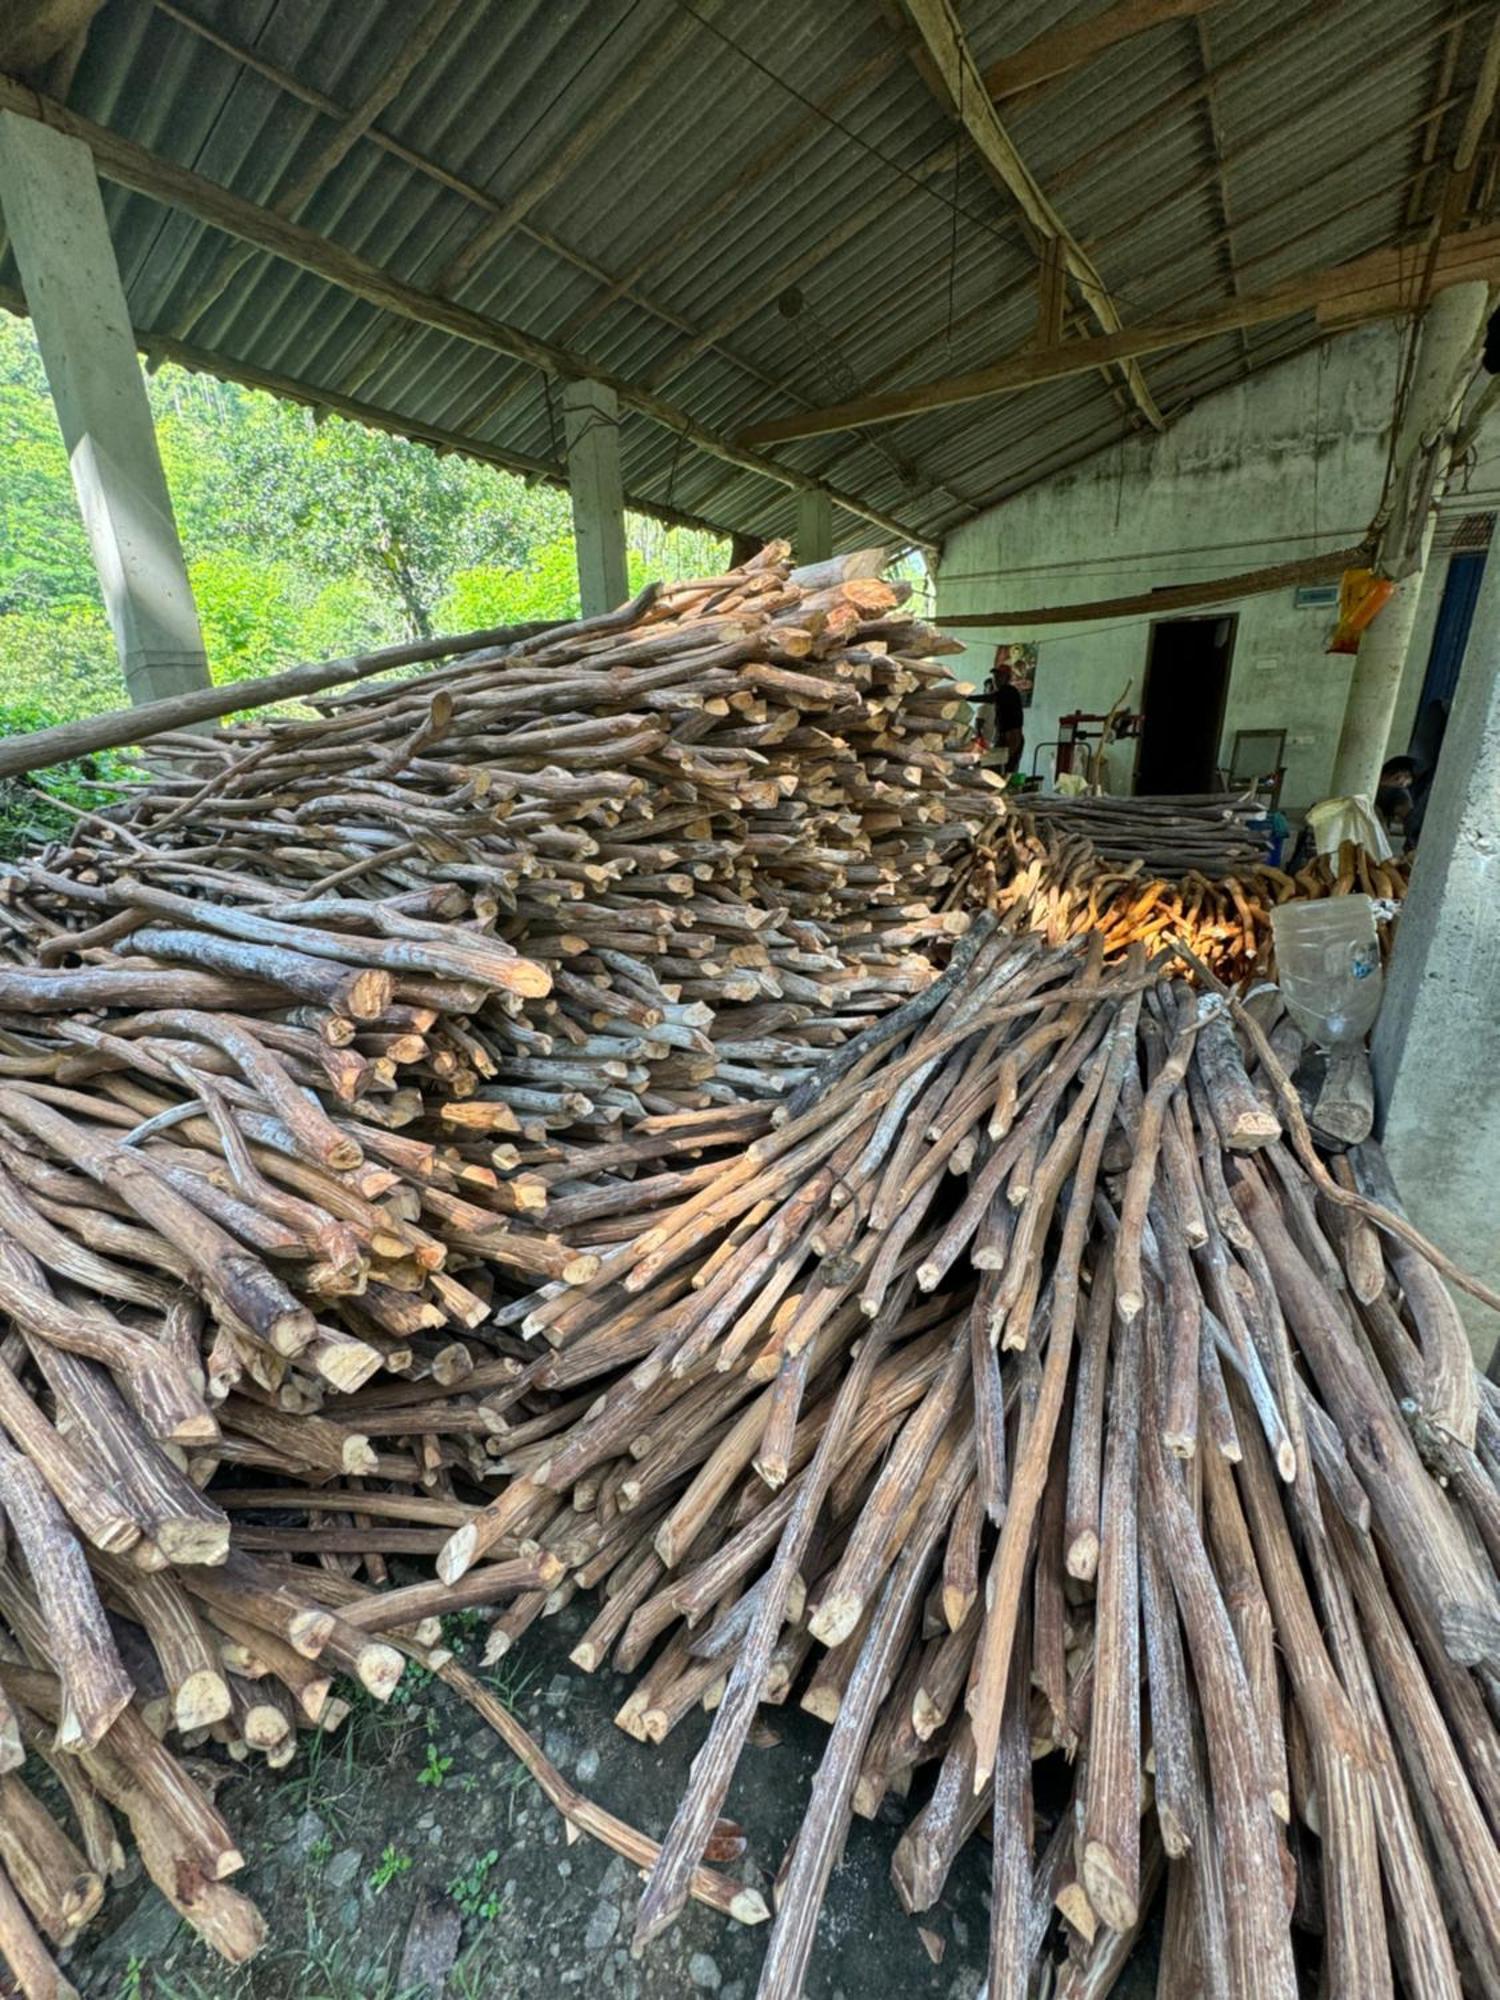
(0, 0, 1489, 551)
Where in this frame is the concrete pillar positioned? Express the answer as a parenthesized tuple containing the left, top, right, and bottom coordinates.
(562, 379, 628, 618)
(795, 489, 832, 565)
(0, 111, 207, 705)
(1372, 540, 1500, 1369)
(1330, 281, 1488, 797)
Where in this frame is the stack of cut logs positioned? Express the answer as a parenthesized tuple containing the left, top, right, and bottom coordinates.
(0, 547, 998, 1985)
(1021, 792, 1267, 877)
(0, 547, 1489, 2000)
(956, 805, 1410, 978)
(424, 925, 1500, 1998)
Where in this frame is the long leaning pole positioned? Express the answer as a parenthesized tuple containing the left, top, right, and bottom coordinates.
(0, 586, 658, 784)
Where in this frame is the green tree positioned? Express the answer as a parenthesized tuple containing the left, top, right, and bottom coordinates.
(0, 309, 728, 720)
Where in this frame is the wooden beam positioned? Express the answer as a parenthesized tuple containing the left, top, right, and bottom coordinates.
(1404, 18, 1462, 228)
(146, 6, 970, 527)
(739, 224, 1500, 446)
(1035, 236, 1067, 348)
(936, 542, 1369, 628)
(0, 71, 934, 550)
(168, 0, 465, 343)
(0, 286, 734, 542)
(984, 0, 1218, 99)
(896, 0, 1164, 430)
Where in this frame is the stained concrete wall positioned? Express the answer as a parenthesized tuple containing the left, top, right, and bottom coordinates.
(935, 326, 1418, 809)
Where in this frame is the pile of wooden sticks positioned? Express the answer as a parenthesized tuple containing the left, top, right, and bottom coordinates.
(0, 547, 1003, 1980)
(421, 924, 1498, 1998)
(1022, 792, 1268, 877)
(0, 539, 1488, 1997)
(956, 807, 1410, 978)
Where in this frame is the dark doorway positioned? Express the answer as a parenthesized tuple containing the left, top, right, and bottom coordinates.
(1135, 614, 1237, 794)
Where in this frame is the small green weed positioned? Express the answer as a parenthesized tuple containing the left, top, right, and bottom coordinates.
(447, 1847, 503, 1922)
(417, 1744, 453, 1789)
(368, 1844, 413, 1894)
(389, 1659, 434, 1710)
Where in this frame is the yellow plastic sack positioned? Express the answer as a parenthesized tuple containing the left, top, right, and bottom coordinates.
(1327, 568, 1395, 654)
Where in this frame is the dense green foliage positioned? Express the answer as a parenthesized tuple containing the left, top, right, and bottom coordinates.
(0, 310, 726, 724)
(0, 310, 726, 854)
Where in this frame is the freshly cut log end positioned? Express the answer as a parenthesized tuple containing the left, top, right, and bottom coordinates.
(339, 1437, 379, 1477)
(174, 1671, 232, 1735)
(807, 1593, 862, 1648)
(940, 1584, 974, 1631)
(1055, 1879, 1098, 1945)
(286, 1610, 335, 1660)
(911, 1691, 943, 1742)
(438, 1525, 478, 1587)
(1081, 1839, 1139, 1933)
(351, 1642, 405, 1702)
(336, 969, 394, 1021)
(241, 1703, 291, 1753)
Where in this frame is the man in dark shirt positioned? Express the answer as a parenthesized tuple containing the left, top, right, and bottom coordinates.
(979, 650, 1025, 774)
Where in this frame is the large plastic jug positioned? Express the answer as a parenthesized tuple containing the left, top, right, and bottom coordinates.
(1269, 896, 1383, 1050)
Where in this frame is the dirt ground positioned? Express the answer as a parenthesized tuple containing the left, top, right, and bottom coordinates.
(67, 1601, 1158, 2000)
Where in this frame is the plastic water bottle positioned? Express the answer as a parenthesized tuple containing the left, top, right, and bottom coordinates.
(1269, 896, 1383, 1051)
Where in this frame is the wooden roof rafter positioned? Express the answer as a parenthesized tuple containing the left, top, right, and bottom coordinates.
(164, 0, 468, 345)
(982, 0, 1219, 105)
(1189, 9, 1250, 379)
(893, 0, 1165, 432)
(145, 1, 981, 524)
(0, 70, 937, 549)
(0, 279, 731, 541)
(739, 224, 1500, 448)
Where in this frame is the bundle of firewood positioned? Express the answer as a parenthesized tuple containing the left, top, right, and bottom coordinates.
(0, 547, 1002, 1979)
(957, 808, 1410, 979)
(0, 545, 1488, 1997)
(411, 923, 1496, 1997)
(1022, 792, 1266, 877)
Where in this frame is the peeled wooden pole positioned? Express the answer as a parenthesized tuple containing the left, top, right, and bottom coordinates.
(0, 606, 650, 784)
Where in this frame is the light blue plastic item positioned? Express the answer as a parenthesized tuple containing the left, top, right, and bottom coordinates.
(1269, 895, 1383, 1051)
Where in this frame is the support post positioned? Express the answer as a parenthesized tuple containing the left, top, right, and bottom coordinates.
(0, 109, 207, 705)
(562, 379, 628, 619)
(1373, 539, 1500, 1369)
(1329, 280, 1488, 797)
(795, 490, 832, 565)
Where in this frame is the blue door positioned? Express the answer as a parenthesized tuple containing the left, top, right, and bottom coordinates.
(1418, 549, 1488, 716)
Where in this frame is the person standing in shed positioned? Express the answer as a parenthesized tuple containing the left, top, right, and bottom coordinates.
(979, 646, 1026, 775)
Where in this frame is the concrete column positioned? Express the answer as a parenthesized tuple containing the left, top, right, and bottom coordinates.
(562, 379, 628, 618)
(1372, 539, 1500, 1369)
(1330, 282, 1488, 797)
(0, 111, 207, 705)
(795, 489, 832, 565)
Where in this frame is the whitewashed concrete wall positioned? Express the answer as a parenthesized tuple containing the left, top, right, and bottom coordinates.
(935, 325, 1467, 811)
